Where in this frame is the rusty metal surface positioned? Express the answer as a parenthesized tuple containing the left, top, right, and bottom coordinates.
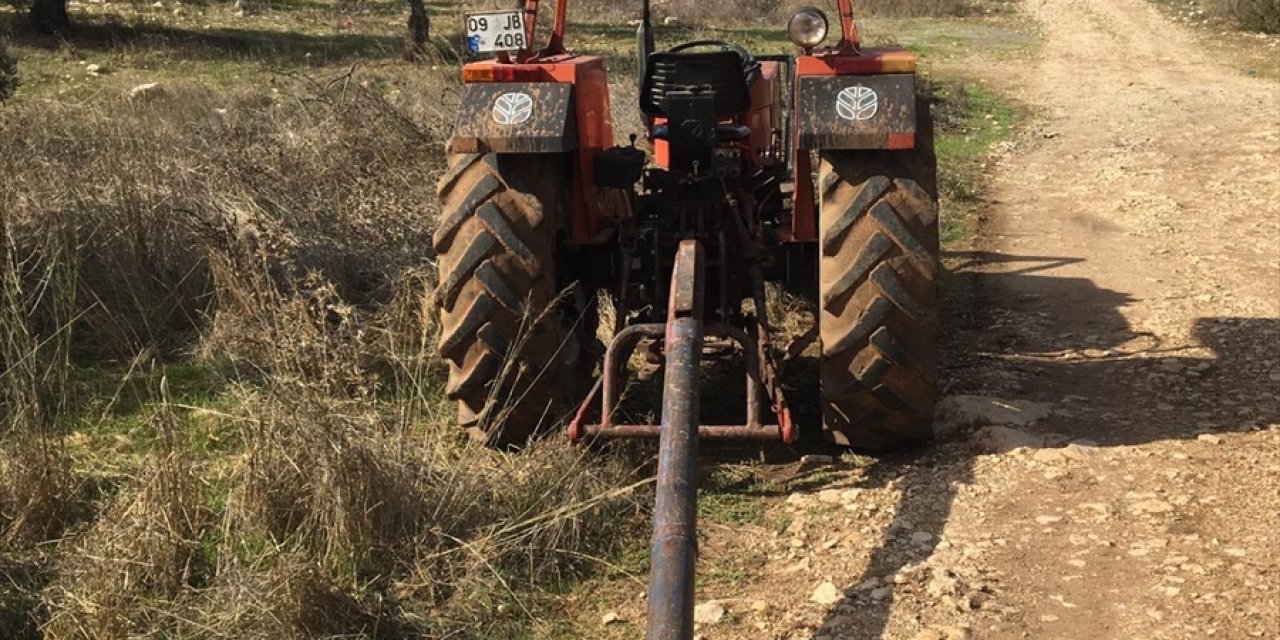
(670, 241, 704, 316)
(569, 323, 765, 438)
(567, 318, 795, 443)
(583, 424, 781, 440)
(601, 324, 665, 426)
(725, 189, 798, 445)
(447, 82, 578, 153)
(646, 239, 705, 640)
(794, 73, 916, 149)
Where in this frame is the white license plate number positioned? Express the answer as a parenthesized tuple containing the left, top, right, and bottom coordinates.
(465, 11, 527, 53)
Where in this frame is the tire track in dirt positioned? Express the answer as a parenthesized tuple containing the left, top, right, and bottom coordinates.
(925, 0, 1280, 636)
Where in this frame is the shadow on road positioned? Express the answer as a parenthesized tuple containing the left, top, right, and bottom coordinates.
(815, 250, 1279, 638)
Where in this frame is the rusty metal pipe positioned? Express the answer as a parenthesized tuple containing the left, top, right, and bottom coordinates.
(602, 323, 665, 427)
(584, 424, 780, 440)
(646, 241, 704, 640)
(836, 0, 861, 51)
(646, 314, 701, 640)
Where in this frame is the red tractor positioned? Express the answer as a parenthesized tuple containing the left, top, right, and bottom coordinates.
(438, 2, 938, 636)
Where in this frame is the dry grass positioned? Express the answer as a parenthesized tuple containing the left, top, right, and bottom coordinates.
(0, 73, 452, 359)
(41, 453, 209, 638)
(1157, 0, 1280, 33)
(0, 37, 15, 100)
(0, 68, 646, 638)
(1216, 0, 1280, 31)
(27, 385, 641, 638)
(571, 0, 989, 24)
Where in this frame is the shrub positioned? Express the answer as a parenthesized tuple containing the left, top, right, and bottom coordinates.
(821, 0, 980, 18)
(1220, 0, 1280, 32)
(570, 0, 981, 25)
(0, 38, 16, 101)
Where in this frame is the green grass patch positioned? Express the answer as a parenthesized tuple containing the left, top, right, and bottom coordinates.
(57, 363, 240, 466)
(698, 490, 765, 526)
(931, 79, 1022, 246)
(703, 562, 755, 589)
(696, 463, 818, 525)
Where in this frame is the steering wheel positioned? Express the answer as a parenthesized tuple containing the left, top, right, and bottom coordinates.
(669, 39, 762, 87)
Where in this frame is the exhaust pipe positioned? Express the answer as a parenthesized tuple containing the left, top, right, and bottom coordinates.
(637, 0, 655, 89)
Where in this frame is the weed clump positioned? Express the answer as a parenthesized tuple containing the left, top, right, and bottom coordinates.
(41, 454, 208, 638)
(0, 38, 16, 101)
(1221, 0, 1280, 32)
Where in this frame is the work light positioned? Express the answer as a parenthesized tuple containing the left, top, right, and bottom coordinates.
(788, 7, 829, 49)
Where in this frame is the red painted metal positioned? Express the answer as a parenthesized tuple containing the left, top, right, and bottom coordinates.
(888, 132, 917, 149)
(519, 0, 540, 62)
(836, 0, 861, 52)
(746, 61, 781, 162)
(567, 314, 797, 445)
(583, 425, 782, 439)
(547, 0, 569, 55)
(794, 49, 917, 76)
(787, 46, 919, 242)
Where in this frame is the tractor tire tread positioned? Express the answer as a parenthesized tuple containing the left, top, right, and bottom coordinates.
(435, 152, 581, 447)
(817, 102, 940, 451)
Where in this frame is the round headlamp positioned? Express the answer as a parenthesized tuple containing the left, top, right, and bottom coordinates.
(787, 7, 829, 49)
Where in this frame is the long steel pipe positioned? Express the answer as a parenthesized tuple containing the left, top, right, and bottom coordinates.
(646, 240, 704, 640)
(645, 313, 701, 639)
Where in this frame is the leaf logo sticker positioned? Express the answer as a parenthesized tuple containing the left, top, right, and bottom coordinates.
(493, 92, 534, 125)
(836, 86, 878, 121)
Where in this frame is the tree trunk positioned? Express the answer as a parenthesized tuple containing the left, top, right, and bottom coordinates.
(30, 0, 71, 35)
(406, 0, 429, 59)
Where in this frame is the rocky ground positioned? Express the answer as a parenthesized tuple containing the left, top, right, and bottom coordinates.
(588, 0, 1280, 637)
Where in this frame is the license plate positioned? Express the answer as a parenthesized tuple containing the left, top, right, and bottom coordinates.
(464, 11, 527, 54)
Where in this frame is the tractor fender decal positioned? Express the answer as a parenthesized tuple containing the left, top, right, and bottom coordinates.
(795, 74, 916, 150)
(492, 91, 535, 125)
(448, 82, 578, 153)
(835, 86, 879, 121)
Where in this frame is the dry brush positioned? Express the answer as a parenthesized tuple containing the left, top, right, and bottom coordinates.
(0, 71, 645, 639)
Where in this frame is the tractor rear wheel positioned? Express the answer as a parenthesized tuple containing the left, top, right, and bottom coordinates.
(817, 109, 939, 451)
(434, 152, 587, 447)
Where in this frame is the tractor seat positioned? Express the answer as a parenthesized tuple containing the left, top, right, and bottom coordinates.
(639, 50, 752, 119)
(650, 122, 752, 142)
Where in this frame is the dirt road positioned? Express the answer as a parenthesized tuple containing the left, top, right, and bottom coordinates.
(612, 0, 1280, 638)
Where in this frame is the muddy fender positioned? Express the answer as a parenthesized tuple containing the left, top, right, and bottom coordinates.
(447, 82, 578, 154)
(795, 74, 918, 150)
